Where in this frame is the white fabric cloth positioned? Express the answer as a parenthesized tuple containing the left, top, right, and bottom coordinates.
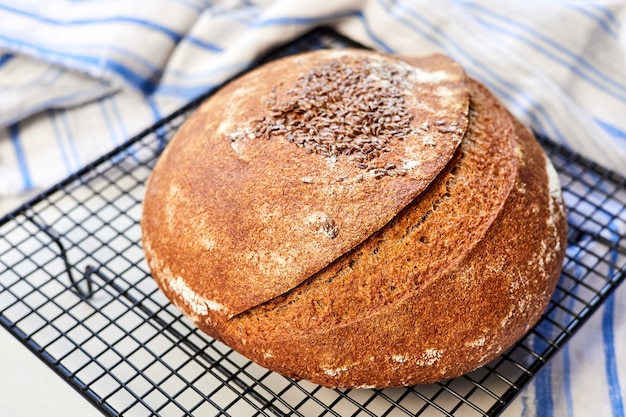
(0, 1, 625, 416)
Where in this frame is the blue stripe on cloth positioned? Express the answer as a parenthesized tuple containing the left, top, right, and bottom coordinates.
(594, 118, 626, 142)
(0, 52, 13, 67)
(588, 3, 622, 27)
(1, 85, 108, 128)
(254, 10, 361, 26)
(0, 3, 183, 43)
(97, 44, 163, 78)
(58, 109, 81, 170)
(532, 282, 563, 416)
(534, 345, 554, 415)
(466, 17, 626, 105)
(108, 96, 130, 165)
(254, 9, 393, 53)
(604, 295, 626, 417)
(604, 221, 625, 417)
(460, 3, 626, 100)
(8, 122, 32, 189)
(562, 323, 574, 417)
(28, 41, 162, 84)
(378, 0, 565, 144)
(3, 66, 64, 89)
(78, 58, 156, 94)
(98, 98, 120, 147)
(562, 249, 589, 417)
(520, 393, 529, 416)
(146, 96, 167, 153)
(49, 110, 73, 175)
(110, 95, 128, 140)
(567, 4, 619, 38)
(2, 40, 162, 82)
(184, 35, 223, 53)
(0, 34, 157, 93)
(34, 67, 64, 88)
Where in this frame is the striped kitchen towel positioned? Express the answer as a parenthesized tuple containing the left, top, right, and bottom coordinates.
(0, 1, 624, 416)
(1, 0, 626, 196)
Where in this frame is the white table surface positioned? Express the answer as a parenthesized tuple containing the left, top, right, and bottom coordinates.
(0, 326, 101, 417)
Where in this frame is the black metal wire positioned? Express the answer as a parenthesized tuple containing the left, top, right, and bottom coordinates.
(1, 27, 626, 417)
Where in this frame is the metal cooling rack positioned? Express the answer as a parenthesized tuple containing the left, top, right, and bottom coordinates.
(1, 27, 625, 417)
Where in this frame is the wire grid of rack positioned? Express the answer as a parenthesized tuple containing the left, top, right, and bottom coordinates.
(1, 28, 626, 417)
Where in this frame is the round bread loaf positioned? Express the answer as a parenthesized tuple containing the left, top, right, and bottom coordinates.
(141, 49, 567, 388)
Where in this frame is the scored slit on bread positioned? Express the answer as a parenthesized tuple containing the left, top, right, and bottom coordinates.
(204, 79, 566, 387)
(142, 50, 471, 318)
(141, 50, 567, 388)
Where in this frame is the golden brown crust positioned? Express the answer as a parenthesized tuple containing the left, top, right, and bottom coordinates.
(142, 49, 470, 317)
(141, 50, 567, 388)
(186, 79, 566, 388)
(222, 78, 519, 339)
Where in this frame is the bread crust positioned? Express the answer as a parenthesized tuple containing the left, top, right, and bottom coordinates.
(142, 49, 471, 317)
(141, 51, 567, 388)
